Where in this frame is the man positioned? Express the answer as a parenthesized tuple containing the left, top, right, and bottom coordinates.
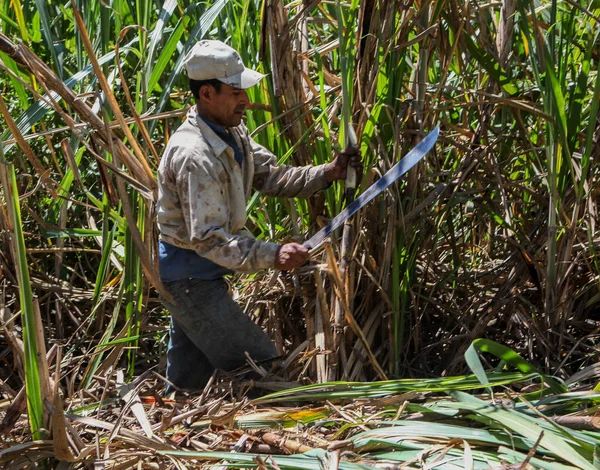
(157, 39, 361, 392)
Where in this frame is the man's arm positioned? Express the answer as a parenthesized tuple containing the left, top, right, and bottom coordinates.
(251, 139, 329, 197)
(250, 137, 362, 196)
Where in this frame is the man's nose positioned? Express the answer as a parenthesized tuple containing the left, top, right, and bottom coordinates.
(240, 90, 250, 105)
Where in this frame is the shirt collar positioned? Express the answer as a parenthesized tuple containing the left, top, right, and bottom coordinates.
(186, 106, 229, 156)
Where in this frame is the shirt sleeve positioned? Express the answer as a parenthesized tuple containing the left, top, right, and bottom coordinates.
(250, 138, 330, 197)
(174, 150, 280, 273)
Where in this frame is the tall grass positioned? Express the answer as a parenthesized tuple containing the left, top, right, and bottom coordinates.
(0, 0, 599, 445)
(0, 144, 47, 439)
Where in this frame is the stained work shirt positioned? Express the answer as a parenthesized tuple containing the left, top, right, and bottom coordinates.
(159, 117, 242, 281)
(157, 107, 329, 281)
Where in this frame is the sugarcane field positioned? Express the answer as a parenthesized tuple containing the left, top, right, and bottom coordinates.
(1, 0, 600, 468)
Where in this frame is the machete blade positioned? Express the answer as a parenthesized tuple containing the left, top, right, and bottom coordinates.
(304, 126, 440, 250)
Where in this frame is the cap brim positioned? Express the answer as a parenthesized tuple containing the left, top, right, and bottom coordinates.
(217, 67, 266, 89)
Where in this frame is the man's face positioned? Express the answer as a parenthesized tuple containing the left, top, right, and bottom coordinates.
(198, 82, 250, 128)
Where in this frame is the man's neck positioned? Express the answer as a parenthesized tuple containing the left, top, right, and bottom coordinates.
(196, 105, 226, 132)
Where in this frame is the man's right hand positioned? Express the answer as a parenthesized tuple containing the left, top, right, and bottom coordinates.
(274, 243, 310, 270)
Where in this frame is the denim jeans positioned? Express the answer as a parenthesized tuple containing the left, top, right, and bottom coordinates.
(162, 277, 278, 392)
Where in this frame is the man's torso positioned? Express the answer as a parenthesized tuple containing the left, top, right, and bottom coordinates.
(157, 107, 253, 281)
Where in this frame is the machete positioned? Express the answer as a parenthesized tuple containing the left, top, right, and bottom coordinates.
(304, 126, 440, 250)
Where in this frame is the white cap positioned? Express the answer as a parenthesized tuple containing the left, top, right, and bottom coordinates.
(183, 40, 265, 89)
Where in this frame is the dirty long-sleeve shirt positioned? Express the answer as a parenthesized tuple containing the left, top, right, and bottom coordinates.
(156, 107, 329, 278)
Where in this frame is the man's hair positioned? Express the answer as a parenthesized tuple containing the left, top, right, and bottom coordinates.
(190, 78, 222, 100)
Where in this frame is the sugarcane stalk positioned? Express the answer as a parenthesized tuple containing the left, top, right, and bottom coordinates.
(330, 0, 362, 381)
(332, 126, 357, 381)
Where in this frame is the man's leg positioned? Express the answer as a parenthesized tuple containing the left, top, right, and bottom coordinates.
(163, 278, 278, 388)
(165, 316, 214, 392)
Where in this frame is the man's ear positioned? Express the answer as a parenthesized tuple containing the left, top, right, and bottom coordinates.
(199, 84, 214, 103)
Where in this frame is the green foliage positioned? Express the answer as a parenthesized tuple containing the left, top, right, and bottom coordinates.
(0, 153, 45, 439)
(0, 0, 600, 453)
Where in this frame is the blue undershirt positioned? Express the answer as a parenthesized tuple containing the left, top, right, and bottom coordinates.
(159, 117, 244, 282)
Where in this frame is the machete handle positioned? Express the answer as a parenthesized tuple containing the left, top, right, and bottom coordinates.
(344, 126, 358, 193)
(345, 164, 357, 191)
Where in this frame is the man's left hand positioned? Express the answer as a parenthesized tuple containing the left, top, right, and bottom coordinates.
(324, 146, 363, 183)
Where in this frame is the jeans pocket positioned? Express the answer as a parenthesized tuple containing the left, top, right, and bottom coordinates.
(164, 278, 225, 321)
(187, 278, 224, 297)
